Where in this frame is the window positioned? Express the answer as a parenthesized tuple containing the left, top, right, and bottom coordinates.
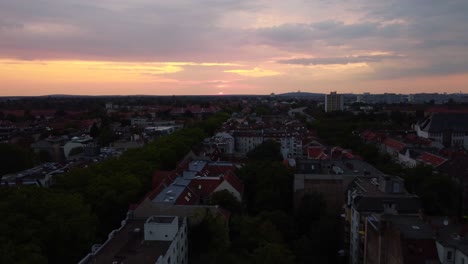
(447, 251, 452, 260)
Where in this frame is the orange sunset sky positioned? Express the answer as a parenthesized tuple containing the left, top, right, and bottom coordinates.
(1, 0, 467, 96)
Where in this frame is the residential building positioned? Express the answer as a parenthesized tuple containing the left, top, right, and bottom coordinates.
(434, 220, 468, 264)
(63, 136, 99, 159)
(325, 92, 344, 112)
(364, 214, 439, 264)
(294, 158, 385, 213)
(1, 162, 70, 187)
(79, 215, 188, 264)
(414, 113, 468, 148)
(150, 160, 244, 206)
(233, 129, 303, 158)
(31, 135, 68, 162)
(346, 175, 421, 264)
(202, 132, 235, 155)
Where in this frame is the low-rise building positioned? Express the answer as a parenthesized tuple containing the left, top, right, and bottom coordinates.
(1, 162, 70, 187)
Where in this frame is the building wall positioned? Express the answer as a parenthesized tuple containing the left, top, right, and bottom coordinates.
(436, 242, 456, 264)
(325, 92, 344, 112)
(234, 133, 302, 157)
(455, 250, 468, 264)
(350, 207, 362, 264)
(157, 218, 188, 264)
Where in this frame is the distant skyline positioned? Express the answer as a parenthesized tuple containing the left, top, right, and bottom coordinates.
(1, 0, 468, 96)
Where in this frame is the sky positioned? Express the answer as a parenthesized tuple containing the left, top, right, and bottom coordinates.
(1, 0, 468, 96)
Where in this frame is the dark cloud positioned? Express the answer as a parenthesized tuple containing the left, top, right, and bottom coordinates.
(1, 0, 468, 81)
(0, 0, 256, 61)
(278, 54, 404, 65)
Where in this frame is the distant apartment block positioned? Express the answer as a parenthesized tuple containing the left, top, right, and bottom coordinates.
(233, 129, 303, 158)
(325, 92, 344, 112)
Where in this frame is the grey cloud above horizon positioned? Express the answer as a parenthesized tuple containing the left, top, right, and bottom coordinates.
(277, 54, 405, 65)
(1, 0, 468, 94)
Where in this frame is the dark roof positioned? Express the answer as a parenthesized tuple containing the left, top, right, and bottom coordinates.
(420, 113, 468, 133)
(350, 177, 420, 213)
(86, 219, 171, 264)
(388, 215, 434, 240)
(354, 196, 421, 213)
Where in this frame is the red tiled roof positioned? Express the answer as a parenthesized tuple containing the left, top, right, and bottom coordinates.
(224, 171, 244, 195)
(343, 151, 354, 159)
(189, 178, 223, 198)
(31, 109, 56, 117)
(307, 146, 325, 159)
(420, 152, 447, 167)
(201, 164, 235, 177)
(175, 187, 199, 205)
(152, 171, 176, 189)
(3, 110, 25, 117)
(405, 134, 432, 146)
(78, 119, 97, 129)
(331, 147, 344, 159)
(383, 138, 406, 152)
(402, 239, 439, 264)
(362, 130, 378, 142)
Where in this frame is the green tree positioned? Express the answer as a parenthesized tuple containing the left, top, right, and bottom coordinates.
(189, 209, 230, 264)
(0, 143, 35, 175)
(251, 243, 295, 264)
(210, 190, 242, 215)
(246, 140, 283, 162)
(0, 187, 96, 263)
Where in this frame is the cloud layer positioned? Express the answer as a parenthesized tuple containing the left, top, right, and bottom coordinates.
(0, 0, 467, 95)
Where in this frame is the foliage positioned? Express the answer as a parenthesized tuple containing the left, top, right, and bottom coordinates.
(246, 140, 283, 162)
(237, 161, 293, 214)
(0, 187, 96, 264)
(189, 209, 230, 264)
(210, 190, 242, 215)
(251, 242, 295, 264)
(0, 143, 35, 175)
(403, 165, 460, 216)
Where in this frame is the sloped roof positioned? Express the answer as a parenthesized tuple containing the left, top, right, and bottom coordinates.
(223, 171, 244, 195)
(383, 138, 406, 152)
(420, 113, 468, 133)
(307, 146, 325, 159)
(419, 152, 447, 167)
(189, 178, 223, 198)
(152, 171, 176, 189)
